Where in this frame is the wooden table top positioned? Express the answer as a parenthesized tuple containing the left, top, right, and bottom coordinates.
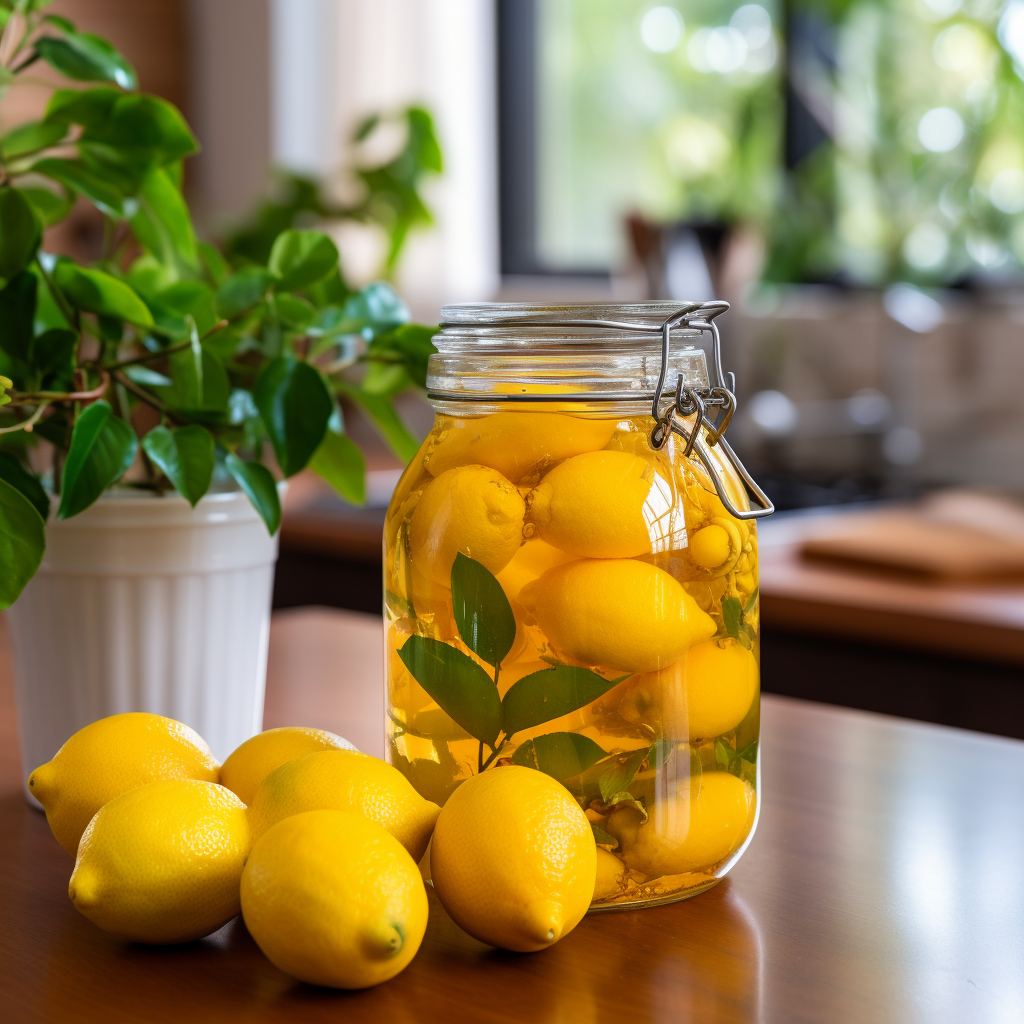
(2, 608, 1023, 1024)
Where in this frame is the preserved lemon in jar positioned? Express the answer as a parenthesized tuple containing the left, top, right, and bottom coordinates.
(384, 302, 773, 910)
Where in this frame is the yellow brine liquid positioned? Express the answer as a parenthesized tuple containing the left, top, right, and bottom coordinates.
(384, 408, 759, 910)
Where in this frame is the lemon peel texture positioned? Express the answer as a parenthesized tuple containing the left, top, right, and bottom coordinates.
(409, 464, 525, 585)
(430, 765, 595, 952)
(247, 748, 440, 860)
(423, 412, 618, 483)
(29, 712, 219, 855)
(220, 727, 359, 806)
(69, 779, 249, 943)
(241, 809, 428, 988)
(520, 558, 717, 674)
(606, 771, 756, 877)
(526, 450, 655, 558)
(619, 638, 758, 741)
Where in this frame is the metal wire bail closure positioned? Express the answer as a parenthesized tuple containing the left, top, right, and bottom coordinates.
(435, 300, 775, 521)
(647, 300, 773, 521)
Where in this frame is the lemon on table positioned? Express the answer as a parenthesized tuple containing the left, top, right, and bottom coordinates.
(29, 712, 220, 855)
(220, 727, 358, 806)
(526, 450, 656, 558)
(605, 771, 756, 877)
(409, 464, 525, 585)
(618, 638, 758, 741)
(248, 749, 440, 859)
(430, 765, 595, 952)
(423, 412, 619, 483)
(69, 779, 249, 943)
(520, 558, 716, 674)
(241, 809, 428, 989)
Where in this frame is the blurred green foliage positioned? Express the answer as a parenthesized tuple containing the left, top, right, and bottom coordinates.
(0, 1, 440, 609)
(223, 106, 442, 275)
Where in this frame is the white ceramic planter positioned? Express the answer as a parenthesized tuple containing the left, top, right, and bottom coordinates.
(7, 486, 280, 802)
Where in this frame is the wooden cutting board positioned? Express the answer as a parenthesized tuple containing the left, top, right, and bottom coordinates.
(799, 492, 1024, 581)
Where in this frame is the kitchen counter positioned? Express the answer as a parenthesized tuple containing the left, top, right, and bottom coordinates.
(2, 608, 1022, 1023)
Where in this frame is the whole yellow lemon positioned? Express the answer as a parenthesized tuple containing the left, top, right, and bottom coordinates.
(69, 779, 249, 943)
(606, 772, 756, 877)
(248, 749, 440, 860)
(526, 450, 656, 558)
(409, 464, 525, 585)
(618, 638, 758, 741)
(29, 712, 219, 855)
(241, 810, 428, 989)
(219, 727, 358, 806)
(689, 524, 732, 569)
(520, 559, 716, 674)
(430, 765, 595, 952)
(423, 412, 618, 483)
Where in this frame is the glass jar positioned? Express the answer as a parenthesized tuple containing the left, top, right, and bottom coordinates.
(383, 302, 773, 910)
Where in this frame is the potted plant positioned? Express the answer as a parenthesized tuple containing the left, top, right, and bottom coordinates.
(0, 2, 438, 792)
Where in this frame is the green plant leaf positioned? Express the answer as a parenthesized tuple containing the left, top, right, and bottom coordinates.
(253, 355, 333, 477)
(501, 666, 623, 736)
(722, 596, 743, 639)
(0, 271, 38, 361)
(198, 241, 228, 286)
(397, 635, 501, 747)
(58, 400, 137, 519)
(0, 451, 49, 521)
(273, 292, 315, 329)
(341, 281, 409, 337)
(451, 552, 516, 668)
(141, 424, 214, 506)
(34, 33, 138, 90)
(53, 264, 153, 326)
(368, 323, 438, 389)
(225, 453, 281, 535)
(339, 384, 420, 462)
(591, 823, 618, 848)
(565, 746, 651, 806)
(268, 229, 339, 292)
(19, 186, 74, 227)
(82, 93, 198, 166)
(130, 166, 198, 267)
(0, 188, 42, 287)
(44, 87, 120, 130)
(29, 328, 76, 381)
(31, 157, 125, 218)
(511, 732, 608, 781)
(0, 476, 45, 610)
(123, 365, 171, 387)
(152, 347, 230, 414)
(216, 267, 274, 319)
(0, 120, 67, 160)
(308, 429, 365, 505)
(361, 360, 409, 398)
(149, 280, 218, 338)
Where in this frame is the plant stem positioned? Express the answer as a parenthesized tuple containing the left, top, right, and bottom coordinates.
(0, 401, 46, 434)
(113, 371, 174, 417)
(103, 319, 230, 372)
(8, 371, 110, 404)
(479, 735, 509, 773)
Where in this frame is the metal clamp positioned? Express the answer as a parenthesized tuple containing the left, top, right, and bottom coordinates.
(437, 300, 774, 521)
(646, 301, 773, 521)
